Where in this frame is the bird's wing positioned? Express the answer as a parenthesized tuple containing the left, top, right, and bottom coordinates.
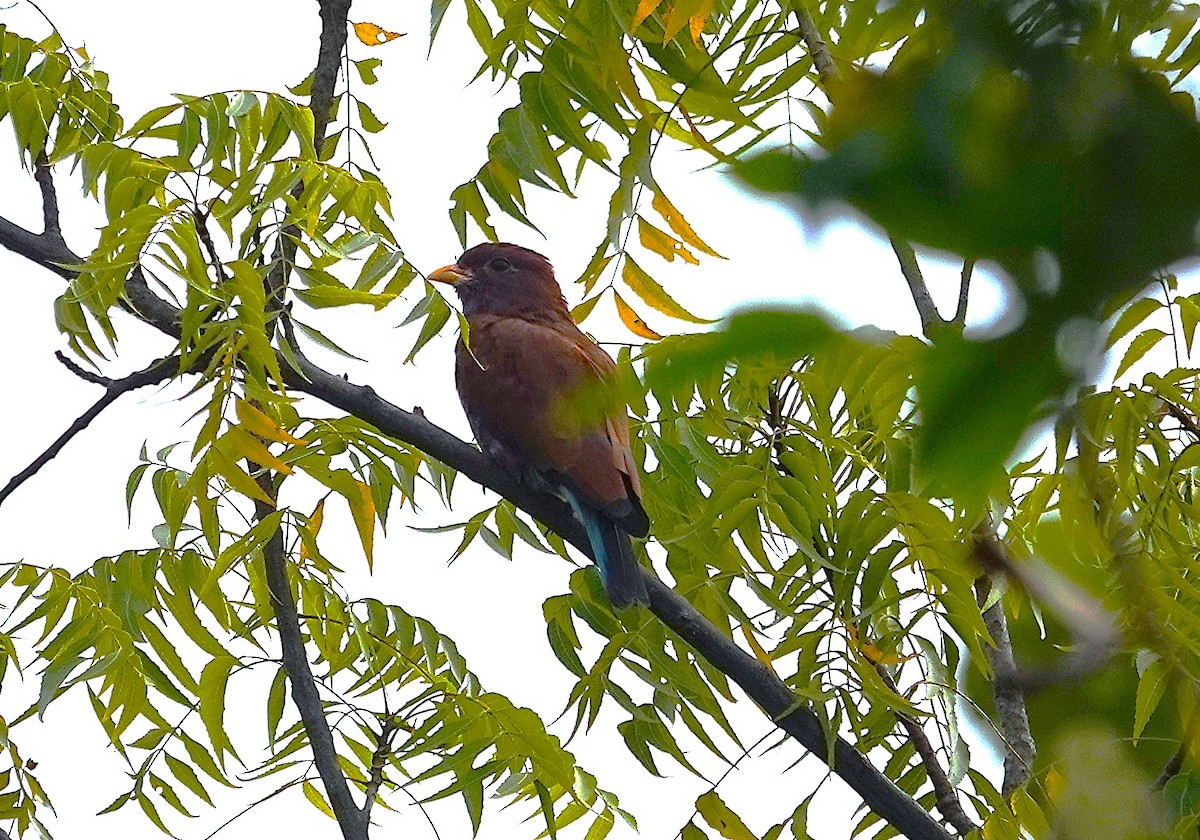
(456, 315, 644, 524)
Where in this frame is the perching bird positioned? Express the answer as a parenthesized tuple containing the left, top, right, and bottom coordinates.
(429, 243, 650, 608)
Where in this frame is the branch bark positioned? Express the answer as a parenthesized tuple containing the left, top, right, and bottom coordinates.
(249, 4, 364, 836)
(793, 2, 837, 86)
(311, 0, 352, 152)
(890, 236, 952, 339)
(255, 485, 369, 840)
(974, 576, 1035, 797)
(34, 151, 63, 246)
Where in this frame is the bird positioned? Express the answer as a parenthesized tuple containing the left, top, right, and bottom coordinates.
(428, 243, 650, 608)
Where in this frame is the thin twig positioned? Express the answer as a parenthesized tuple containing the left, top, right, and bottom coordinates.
(193, 209, 229, 284)
(0, 354, 180, 508)
(1162, 398, 1200, 441)
(1155, 744, 1186, 791)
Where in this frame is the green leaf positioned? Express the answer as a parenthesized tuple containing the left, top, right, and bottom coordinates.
(1114, 328, 1167, 380)
(1133, 656, 1168, 741)
(354, 58, 383, 85)
(294, 285, 397, 310)
(302, 780, 336, 819)
(198, 656, 238, 768)
(696, 792, 756, 840)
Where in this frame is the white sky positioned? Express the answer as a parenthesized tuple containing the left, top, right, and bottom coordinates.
(5, 0, 1183, 839)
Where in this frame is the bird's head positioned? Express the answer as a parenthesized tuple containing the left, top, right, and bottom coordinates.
(428, 243, 569, 319)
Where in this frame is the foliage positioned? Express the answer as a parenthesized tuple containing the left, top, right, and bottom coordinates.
(3, 0, 1200, 839)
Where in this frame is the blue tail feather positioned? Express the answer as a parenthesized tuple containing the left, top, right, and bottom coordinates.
(562, 488, 649, 609)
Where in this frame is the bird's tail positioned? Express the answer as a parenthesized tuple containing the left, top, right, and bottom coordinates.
(564, 490, 649, 609)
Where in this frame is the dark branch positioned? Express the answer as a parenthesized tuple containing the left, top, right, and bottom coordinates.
(1155, 744, 1186, 791)
(0, 214, 77, 278)
(253, 5, 364, 838)
(255, 484, 369, 840)
(34, 151, 63, 245)
(311, 0, 352, 152)
(192, 210, 229, 284)
(1162, 398, 1200, 441)
(0, 354, 180, 508)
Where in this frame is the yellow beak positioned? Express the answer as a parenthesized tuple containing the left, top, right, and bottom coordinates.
(428, 263, 473, 285)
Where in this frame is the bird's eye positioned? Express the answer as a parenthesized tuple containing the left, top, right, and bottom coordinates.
(489, 257, 512, 272)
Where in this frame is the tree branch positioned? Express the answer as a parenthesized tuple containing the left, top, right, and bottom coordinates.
(34, 151, 63, 246)
(0, 353, 180, 508)
(954, 259, 974, 330)
(311, 0, 352, 152)
(362, 717, 399, 824)
(973, 534, 1118, 690)
(0, 214, 77, 278)
(255, 485, 369, 840)
(890, 236, 951, 338)
(875, 664, 977, 835)
(974, 576, 1035, 797)
(793, 2, 837, 86)
(251, 5, 365, 837)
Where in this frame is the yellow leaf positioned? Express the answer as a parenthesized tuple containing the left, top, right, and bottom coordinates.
(688, 0, 715, 45)
(346, 479, 376, 568)
(740, 624, 777, 676)
(351, 21, 405, 45)
(680, 107, 732, 162)
(207, 446, 274, 504)
(222, 426, 293, 475)
(631, 0, 666, 33)
(614, 292, 663, 340)
(638, 215, 699, 265)
(235, 398, 305, 446)
(652, 190, 724, 258)
(662, 0, 706, 44)
(299, 498, 326, 562)
(623, 256, 712, 324)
